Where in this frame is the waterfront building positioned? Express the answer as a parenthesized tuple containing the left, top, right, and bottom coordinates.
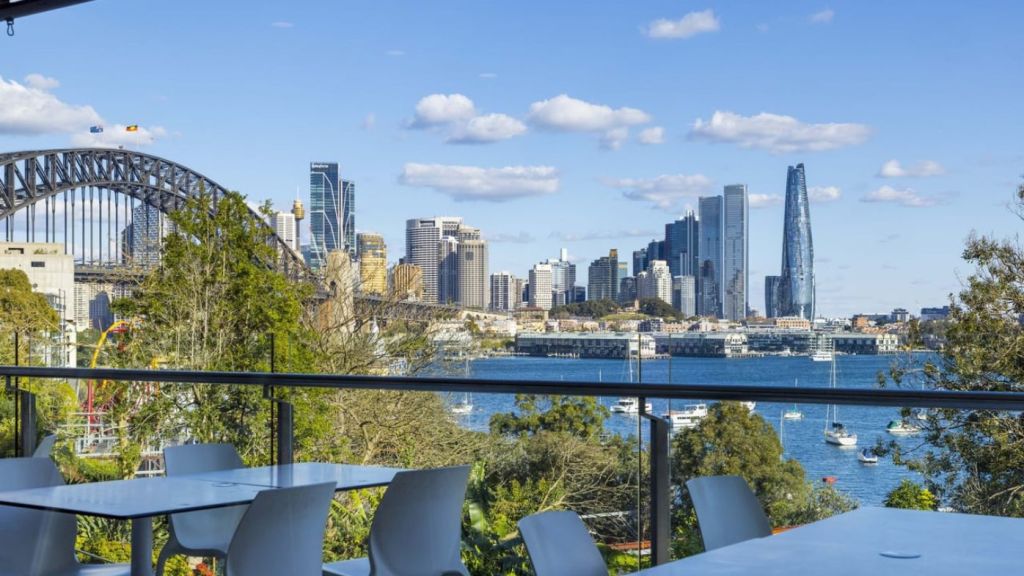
(309, 162, 341, 271)
(490, 271, 519, 312)
(773, 316, 812, 330)
(391, 263, 423, 301)
(830, 332, 899, 354)
(529, 263, 553, 310)
(632, 248, 648, 277)
(655, 332, 748, 358)
(271, 211, 298, 252)
(405, 216, 462, 303)
(587, 249, 619, 301)
(764, 275, 782, 318)
(342, 179, 356, 259)
(356, 232, 387, 295)
(516, 332, 656, 359)
(122, 203, 171, 268)
(665, 211, 699, 278)
(457, 226, 488, 309)
(777, 163, 816, 320)
(698, 196, 723, 317)
(723, 184, 749, 320)
(673, 275, 697, 317)
(0, 243, 76, 366)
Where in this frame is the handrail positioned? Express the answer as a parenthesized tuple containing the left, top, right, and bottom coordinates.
(3, 365, 1024, 411)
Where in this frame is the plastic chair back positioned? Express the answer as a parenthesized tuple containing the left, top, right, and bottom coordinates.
(0, 457, 79, 574)
(226, 482, 336, 576)
(686, 475, 772, 551)
(163, 443, 246, 549)
(518, 510, 607, 576)
(368, 466, 471, 576)
(32, 434, 57, 459)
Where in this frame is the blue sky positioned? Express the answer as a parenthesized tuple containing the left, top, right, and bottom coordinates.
(1, 0, 1022, 316)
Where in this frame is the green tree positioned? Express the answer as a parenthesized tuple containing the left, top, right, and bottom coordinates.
(549, 299, 621, 319)
(885, 479, 937, 511)
(490, 395, 610, 438)
(637, 298, 682, 320)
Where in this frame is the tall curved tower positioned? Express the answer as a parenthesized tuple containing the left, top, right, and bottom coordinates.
(779, 164, 815, 319)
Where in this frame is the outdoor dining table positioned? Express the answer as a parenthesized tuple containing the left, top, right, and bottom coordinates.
(633, 506, 1024, 575)
(0, 462, 402, 576)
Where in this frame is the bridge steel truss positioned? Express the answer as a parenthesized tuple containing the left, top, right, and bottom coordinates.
(0, 148, 307, 277)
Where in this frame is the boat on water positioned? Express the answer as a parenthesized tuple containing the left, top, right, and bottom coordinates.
(783, 379, 804, 420)
(811, 349, 834, 362)
(663, 403, 708, 429)
(858, 449, 879, 464)
(811, 334, 835, 362)
(824, 355, 857, 446)
(611, 397, 652, 414)
(886, 419, 921, 435)
(450, 395, 473, 415)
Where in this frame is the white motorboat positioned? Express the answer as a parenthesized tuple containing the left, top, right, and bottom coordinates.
(811, 349, 834, 362)
(858, 448, 879, 464)
(663, 403, 708, 429)
(611, 397, 652, 414)
(886, 419, 921, 435)
(811, 334, 835, 362)
(741, 401, 756, 413)
(450, 392, 473, 415)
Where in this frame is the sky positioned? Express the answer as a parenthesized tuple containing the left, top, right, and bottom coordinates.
(1, 0, 1022, 317)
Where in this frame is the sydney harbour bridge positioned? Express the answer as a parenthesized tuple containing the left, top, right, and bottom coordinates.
(0, 148, 306, 277)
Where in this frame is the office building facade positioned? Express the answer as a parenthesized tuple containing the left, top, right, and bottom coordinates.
(698, 196, 723, 317)
(342, 179, 356, 258)
(391, 263, 423, 301)
(357, 232, 387, 295)
(777, 164, 815, 319)
(309, 162, 341, 270)
(457, 226, 488, 309)
(722, 184, 749, 320)
(673, 275, 697, 317)
(405, 216, 463, 304)
(665, 211, 699, 278)
(764, 275, 782, 318)
(272, 211, 298, 252)
(529, 263, 553, 310)
(490, 272, 519, 312)
(587, 249, 619, 301)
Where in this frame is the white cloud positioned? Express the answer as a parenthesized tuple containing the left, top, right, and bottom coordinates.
(448, 113, 527, 144)
(487, 231, 535, 244)
(385, 49, 405, 57)
(409, 93, 477, 127)
(271, 21, 294, 28)
(551, 229, 660, 242)
(810, 9, 834, 24)
(24, 73, 59, 90)
(861, 185, 940, 207)
(878, 159, 946, 178)
(808, 185, 842, 202)
(600, 127, 629, 150)
(645, 9, 720, 39)
(0, 75, 101, 135)
(605, 173, 714, 210)
(690, 110, 870, 153)
(361, 113, 376, 130)
(749, 193, 784, 208)
(71, 124, 167, 148)
(638, 126, 665, 145)
(399, 163, 559, 201)
(527, 94, 651, 132)
(479, 72, 498, 79)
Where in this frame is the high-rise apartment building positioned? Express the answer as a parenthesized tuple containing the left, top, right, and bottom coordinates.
(357, 232, 387, 295)
(665, 212, 699, 278)
(764, 275, 782, 318)
(490, 271, 518, 312)
(587, 250, 619, 301)
(529, 263, 553, 310)
(546, 248, 576, 307)
(722, 184, 749, 320)
(673, 275, 697, 317)
(457, 226, 488, 309)
(342, 179, 356, 259)
(618, 276, 637, 305)
(698, 196, 723, 317)
(405, 216, 462, 304)
(638, 260, 672, 305)
(632, 248, 648, 277)
(309, 162, 341, 270)
(122, 203, 171, 268)
(777, 164, 815, 320)
(391, 263, 423, 301)
(438, 236, 460, 304)
(272, 211, 298, 252)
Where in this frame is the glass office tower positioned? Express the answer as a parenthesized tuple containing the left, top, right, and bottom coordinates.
(698, 196, 723, 317)
(342, 179, 356, 259)
(309, 162, 341, 271)
(722, 184, 749, 320)
(778, 164, 815, 320)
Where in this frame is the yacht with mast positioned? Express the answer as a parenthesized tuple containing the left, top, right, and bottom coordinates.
(824, 356, 857, 446)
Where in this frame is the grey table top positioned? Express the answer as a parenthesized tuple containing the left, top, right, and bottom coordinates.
(0, 462, 402, 520)
(635, 507, 1024, 576)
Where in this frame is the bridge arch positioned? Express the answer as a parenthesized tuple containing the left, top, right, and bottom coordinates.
(0, 148, 306, 275)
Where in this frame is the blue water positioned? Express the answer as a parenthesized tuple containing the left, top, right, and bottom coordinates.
(448, 354, 928, 506)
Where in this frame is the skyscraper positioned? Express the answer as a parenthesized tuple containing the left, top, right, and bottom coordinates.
(632, 248, 648, 277)
(342, 179, 356, 259)
(490, 271, 518, 311)
(722, 184, 749, 320)
(673, 275, 697, 317)
(122, 203, 171, 268)
(529, 263, 553, 310)
(272, 211, 298, 252)
(405, 216, 462, 304)
(438, 236, 459, 304)
(665, 211, 699, 278)
(457, 226, 488, 309)
(778, 164, 815, 320)
(546, 248, 576, 307)
(357, 232, 387, 295)
(638, 260, 672, 305)
(309, 162, 341, 270)
(587, 249, 619, 301)
(698, 196, 723, 317)
(391, 263, 423, 300)
(764, 275, 782, 318)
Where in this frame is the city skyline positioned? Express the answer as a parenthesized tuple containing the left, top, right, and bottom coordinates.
(2, 2, 1021, 316)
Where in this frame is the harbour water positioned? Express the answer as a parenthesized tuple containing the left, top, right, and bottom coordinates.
(449, 354, 931, 506)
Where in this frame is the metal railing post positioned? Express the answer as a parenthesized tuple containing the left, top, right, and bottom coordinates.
(19, 390, 37, 457)
(276, 400, 293, 465)
(644, 413, 672, 566)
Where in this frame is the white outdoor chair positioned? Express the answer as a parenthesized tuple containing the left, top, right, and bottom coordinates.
(32, 434, 57, 459)
(686, 475, 772, 551)
(0, 457, 130, 576)
(226, 482, 337, 576)
(157, 443, 248, 576)
(322, 465, 471, 576)
(518, 510, 608, 576)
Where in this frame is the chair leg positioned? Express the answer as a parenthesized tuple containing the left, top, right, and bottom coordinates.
(154, 545, 175, 576)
